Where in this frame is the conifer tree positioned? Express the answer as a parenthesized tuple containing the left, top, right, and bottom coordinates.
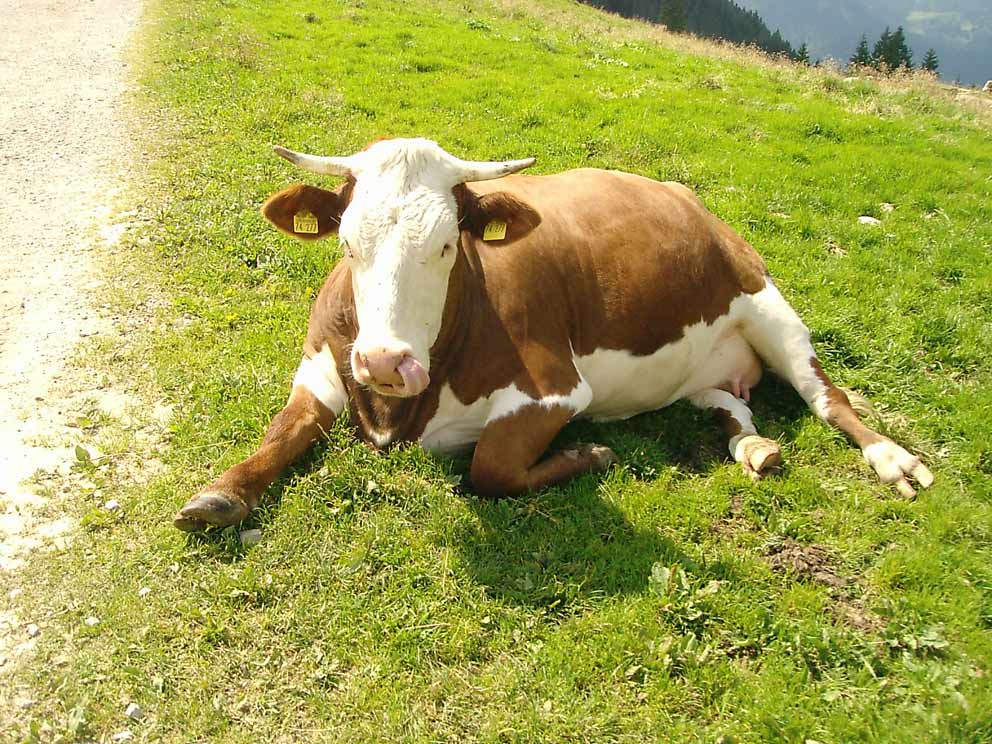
(891, 26, 912, 69)
(659, 0, 686, 32)
(921, 48, 939, 73)
(796, 42, 810, 65)
(872, 27, 893, 70)
(850, 34, 871, 67)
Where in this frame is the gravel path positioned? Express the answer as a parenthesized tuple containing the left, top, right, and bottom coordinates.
(0, 0, 142, 664)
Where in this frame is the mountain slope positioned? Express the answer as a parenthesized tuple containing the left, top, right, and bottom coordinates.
(738, 0, 992, 84)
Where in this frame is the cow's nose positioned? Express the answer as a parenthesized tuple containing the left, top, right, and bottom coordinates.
(352, 346, 407, 386)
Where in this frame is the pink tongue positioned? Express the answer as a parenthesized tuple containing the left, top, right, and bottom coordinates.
(396, 356, 429, 396)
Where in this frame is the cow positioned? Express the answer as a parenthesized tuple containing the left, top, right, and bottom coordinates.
(173, 138, 933, 531)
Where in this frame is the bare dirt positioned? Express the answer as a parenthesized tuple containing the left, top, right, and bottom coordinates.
(0, 0, 144, 678)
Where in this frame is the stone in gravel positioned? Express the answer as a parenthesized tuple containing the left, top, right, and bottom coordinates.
(112, 732, 134, 742)
(124, 702, 143, 720)
(858, 215, 881, 225)
(104, 499, 120, 511)
(26, 623, 40, 637)
(239, 529, 262, 547)
(138, 586, 151, 598)
(84, 616, 99, 626)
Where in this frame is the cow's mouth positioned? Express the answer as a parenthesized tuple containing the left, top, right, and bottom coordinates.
(371, 356, 430, 397)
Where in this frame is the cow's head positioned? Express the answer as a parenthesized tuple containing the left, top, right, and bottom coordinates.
(262, 138, 540, 397)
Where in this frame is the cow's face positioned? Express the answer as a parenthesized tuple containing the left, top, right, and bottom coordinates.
(262, 138, 540, 398)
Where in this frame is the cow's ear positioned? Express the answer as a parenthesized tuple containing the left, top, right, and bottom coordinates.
(261, 181, 353, 241)
(457, 186, 541, 245)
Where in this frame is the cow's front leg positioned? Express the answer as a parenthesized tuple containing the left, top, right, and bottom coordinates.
(470, 401, 615, 498)
(174, 348, 346, 531)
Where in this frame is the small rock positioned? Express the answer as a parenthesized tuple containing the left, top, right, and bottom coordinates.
(84, 616, 100, 627)
(104, 499, 120, 512)
(858, 215, 881, 226)
(112, 731, 134, 742)
(983, 80, 992, 94)
(239, 529, 262, 547)
(26, 623, 40, 637)
(124, 702, 143, 720)
(880, 202, 895, 213)
(17, 698, 35, 709)
(138, 587, 151, 598)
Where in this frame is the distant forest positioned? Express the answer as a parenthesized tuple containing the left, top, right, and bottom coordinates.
(582, 0, 795, 57)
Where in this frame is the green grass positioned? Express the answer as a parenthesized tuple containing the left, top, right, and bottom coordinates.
(6, 0, 992, 741)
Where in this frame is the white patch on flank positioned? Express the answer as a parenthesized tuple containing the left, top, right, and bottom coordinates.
(575, 292, 765, 422)
(292, 344, 348, 415)
(418, 277, 842, 456)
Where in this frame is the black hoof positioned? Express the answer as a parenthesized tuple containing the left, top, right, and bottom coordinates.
(173, 490, 249, 532)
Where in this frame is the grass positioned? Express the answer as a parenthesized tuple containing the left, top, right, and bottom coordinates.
(5, 0, 992, 741)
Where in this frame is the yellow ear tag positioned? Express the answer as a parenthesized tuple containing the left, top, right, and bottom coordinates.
(483, 219, 507, 241)
(293, 209, 319, 234)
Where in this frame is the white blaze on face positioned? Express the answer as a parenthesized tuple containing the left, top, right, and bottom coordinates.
(338, 140, 462, 390)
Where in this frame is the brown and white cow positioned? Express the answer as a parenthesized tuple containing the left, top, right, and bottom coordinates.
(173, 138, 933, 531)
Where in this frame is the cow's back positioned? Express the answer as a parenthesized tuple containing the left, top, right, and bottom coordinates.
(465, 168, 767, 358)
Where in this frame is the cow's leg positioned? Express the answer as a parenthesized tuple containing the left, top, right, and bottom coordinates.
(742, 281, 934, 497)
(688, 388, 781, 481)
(470, 403, 616, 498)
(173, 348, 346, 531)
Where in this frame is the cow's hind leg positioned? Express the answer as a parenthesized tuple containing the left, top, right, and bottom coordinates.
(470, 403, 616, 498)
(741, 281, 934, 497)
(689, 388, 781, 480)
(174, 349, 345, 531)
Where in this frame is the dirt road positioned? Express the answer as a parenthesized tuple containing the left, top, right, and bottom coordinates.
(0, 0, 142, 663)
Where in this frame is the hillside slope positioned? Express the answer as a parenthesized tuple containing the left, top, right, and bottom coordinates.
(6, 0, 991, 741)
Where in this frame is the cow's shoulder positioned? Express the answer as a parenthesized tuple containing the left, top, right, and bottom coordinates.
(304, 261, 356, 362)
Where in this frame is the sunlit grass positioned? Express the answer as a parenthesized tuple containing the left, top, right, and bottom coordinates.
(5, 0, 991, 741)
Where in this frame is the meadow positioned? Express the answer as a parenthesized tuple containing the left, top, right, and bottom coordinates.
(5, 0, 992, 740)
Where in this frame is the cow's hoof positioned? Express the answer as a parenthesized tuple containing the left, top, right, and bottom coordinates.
(577, 443, 619, 471)
(173, 490, 250, 532)
(734, 435, 781, 482)
(862, 439, 934, 499)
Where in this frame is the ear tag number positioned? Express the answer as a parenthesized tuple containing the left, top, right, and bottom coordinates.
(293, 209, 319, 234)
(483, 219, 507, 241)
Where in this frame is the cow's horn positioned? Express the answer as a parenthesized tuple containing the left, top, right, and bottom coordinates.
(454, 156, 536, 183)
(273, 146, 355, 176)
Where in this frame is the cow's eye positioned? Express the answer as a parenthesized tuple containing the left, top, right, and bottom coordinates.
(441, 243, 453, 258)
(341, 240, 354, 259)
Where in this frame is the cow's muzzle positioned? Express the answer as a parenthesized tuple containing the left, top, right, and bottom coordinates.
(351, 346, 430, 397)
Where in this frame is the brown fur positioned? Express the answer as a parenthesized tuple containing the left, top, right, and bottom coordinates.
(809, 356, 884, 449)
(176, 165, 783, 527)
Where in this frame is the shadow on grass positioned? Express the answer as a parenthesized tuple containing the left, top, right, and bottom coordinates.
(185, 374, 816, 575)
(456, 486, 708, 612)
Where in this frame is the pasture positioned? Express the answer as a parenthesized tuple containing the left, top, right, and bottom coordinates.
(6, 0, 992, 740)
